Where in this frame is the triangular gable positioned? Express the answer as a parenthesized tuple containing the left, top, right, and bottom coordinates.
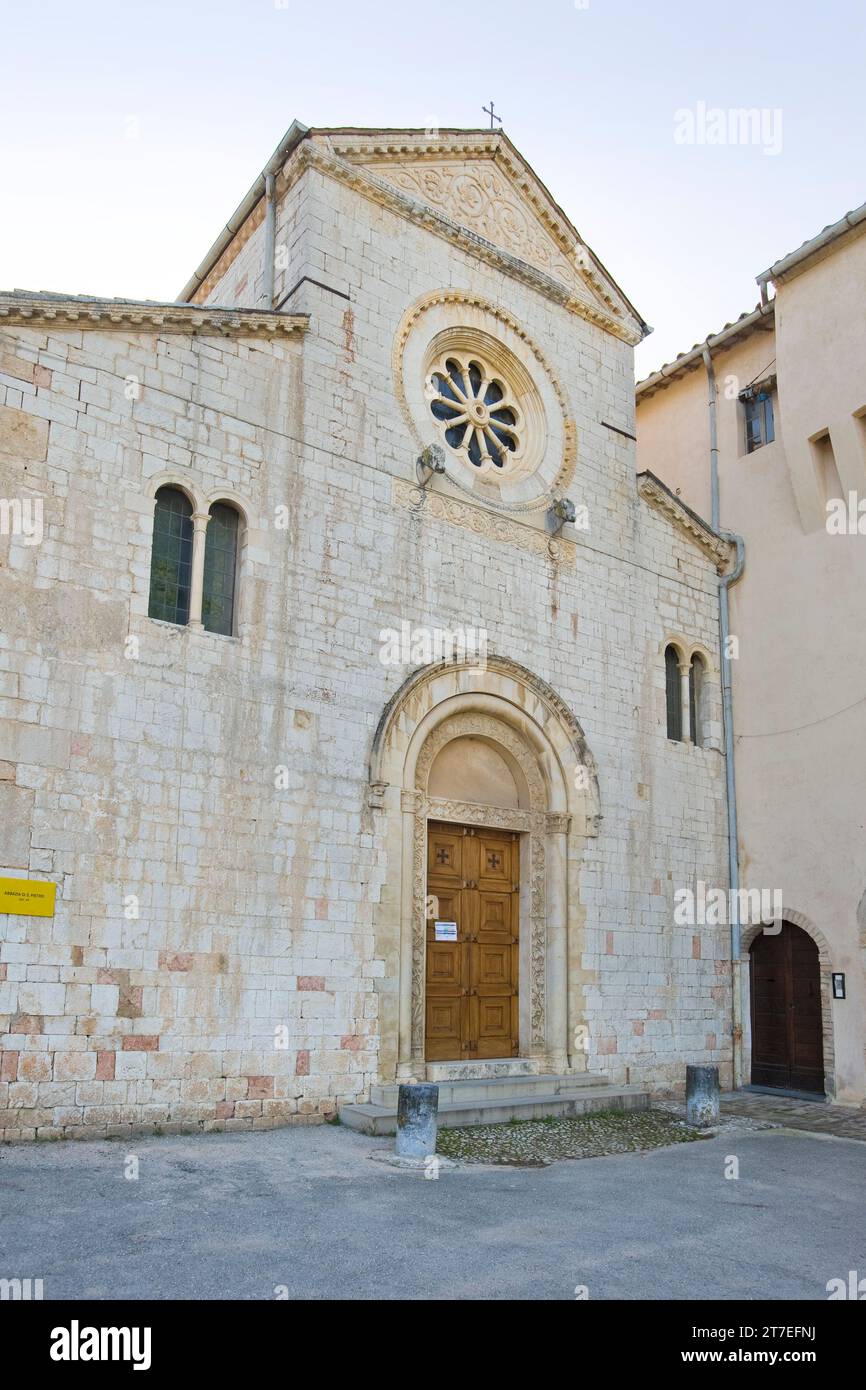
(319, 130, 648, 342)
(366, 157, 598, 301)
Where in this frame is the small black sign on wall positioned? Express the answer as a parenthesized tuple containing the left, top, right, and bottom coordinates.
(832, 972, 846, 1000)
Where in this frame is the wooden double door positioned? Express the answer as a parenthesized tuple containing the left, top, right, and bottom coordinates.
(750, 921, 824, 1094)
(425, 821, 519, 1062)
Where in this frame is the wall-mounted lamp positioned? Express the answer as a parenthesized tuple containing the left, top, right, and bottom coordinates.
(416, 444, 447, 489)
(548, 497, 576, 535)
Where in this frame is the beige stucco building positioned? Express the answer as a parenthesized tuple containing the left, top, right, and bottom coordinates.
(637, 203, 866, 1106)
(2, 124, 742, 1140)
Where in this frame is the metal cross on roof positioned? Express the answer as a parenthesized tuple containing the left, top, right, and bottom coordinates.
(483, 100, 503, 131)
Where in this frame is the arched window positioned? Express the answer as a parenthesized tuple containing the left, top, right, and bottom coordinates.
(201, 502, 240, 636)
(689, 654, 706, 748)
(148, 486, 193, 625)
(665, 644, 683, 742)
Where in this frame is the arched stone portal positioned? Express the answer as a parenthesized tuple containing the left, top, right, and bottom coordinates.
(368, 656, 600, 1081)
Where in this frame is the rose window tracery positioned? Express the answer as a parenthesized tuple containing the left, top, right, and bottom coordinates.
(427, 353, 523, 473)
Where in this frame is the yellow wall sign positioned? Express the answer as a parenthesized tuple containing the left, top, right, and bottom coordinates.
(0, 878, 57, 917)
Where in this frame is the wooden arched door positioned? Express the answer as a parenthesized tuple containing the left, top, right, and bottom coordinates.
(749, 922, 824, 1094)
(425, 821, 519, 1063)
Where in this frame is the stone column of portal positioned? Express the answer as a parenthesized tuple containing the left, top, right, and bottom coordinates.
(188, 511, 210, 630)
(679, 663, 692, 744)
(396, 791, 421, 1082)
(546, 821, 570, 1074)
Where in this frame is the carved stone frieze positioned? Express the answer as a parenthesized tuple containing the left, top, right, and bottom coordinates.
(392, 480, 576, 566)
(368, 159, 591, 301)
(426, 798, 534, 833)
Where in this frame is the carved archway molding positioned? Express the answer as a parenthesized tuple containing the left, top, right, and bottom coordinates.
(741, 909, 835, 1098)
(368, 657, 600, 1080)
(370, 654, 600, 816)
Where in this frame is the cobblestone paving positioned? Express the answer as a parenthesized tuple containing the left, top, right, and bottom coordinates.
(720, 1089, 866, 1141)
(436, 1108, 707, 1165)
(654, 1099, 777, 1137)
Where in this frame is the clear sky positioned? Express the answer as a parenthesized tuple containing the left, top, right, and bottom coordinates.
(2, 0, 863, 377)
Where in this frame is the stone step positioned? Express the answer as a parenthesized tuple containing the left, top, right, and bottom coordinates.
(426, 1058, 539, 1082)
(369, 1072, 611, 1107)
(339, 1084, 650, 1136)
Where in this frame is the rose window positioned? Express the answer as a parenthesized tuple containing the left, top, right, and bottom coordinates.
(427, 353, 522, 472)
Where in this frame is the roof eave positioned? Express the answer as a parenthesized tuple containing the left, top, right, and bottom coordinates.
(636, 301, 775, 400)
(756, 200, 866, 288)
(175, 120, 311, 305)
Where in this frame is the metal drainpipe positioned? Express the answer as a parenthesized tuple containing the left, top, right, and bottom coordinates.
(702, 346, 747, 1087)
(261, 173, 277, 310)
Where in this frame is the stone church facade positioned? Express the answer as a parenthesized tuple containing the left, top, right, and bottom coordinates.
(0, 127, 733, 1140)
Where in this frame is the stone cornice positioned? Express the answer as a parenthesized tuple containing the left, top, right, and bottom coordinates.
(637, 471, 734, 571)
(0, 294, 309, 338)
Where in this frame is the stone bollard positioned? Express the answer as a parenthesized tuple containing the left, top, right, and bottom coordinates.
(395, 1083, 439, 1159)
(686, 1065, 720, 1128)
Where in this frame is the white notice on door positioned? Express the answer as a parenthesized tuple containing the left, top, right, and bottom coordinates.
(434, 921, 458, 942)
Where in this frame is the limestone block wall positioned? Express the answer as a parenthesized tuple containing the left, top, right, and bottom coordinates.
(0, 166, 730, 1140)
